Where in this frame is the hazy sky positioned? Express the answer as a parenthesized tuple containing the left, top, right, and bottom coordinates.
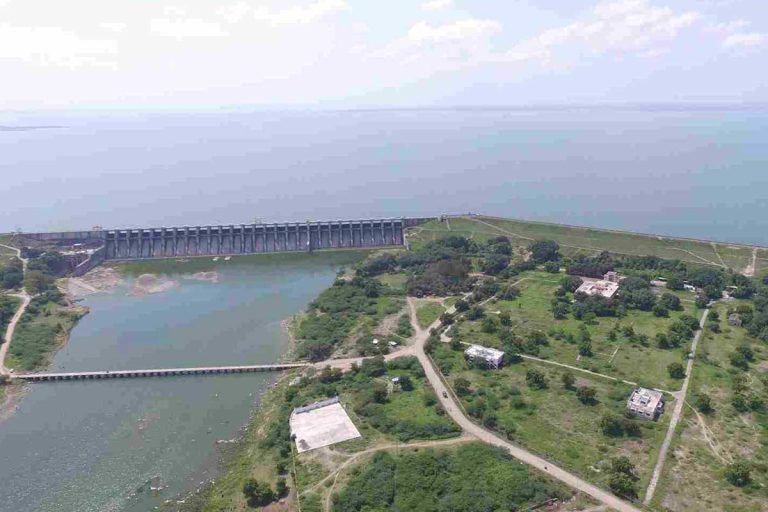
(1, 0, 766, 109)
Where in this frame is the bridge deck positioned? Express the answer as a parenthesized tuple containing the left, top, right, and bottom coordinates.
(14, 363, 309, 382)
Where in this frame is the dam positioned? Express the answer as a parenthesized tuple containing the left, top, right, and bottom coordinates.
(19, 217, 430, 275)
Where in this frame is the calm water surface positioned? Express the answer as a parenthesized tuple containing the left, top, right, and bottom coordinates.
(1, 109, 767, 244)
(0, 252, 363, 512)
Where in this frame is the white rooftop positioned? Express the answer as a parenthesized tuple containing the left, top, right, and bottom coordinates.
(289, 397, 361, 453)
(465, 344, 504, 360)
(575, 279, 619, 298)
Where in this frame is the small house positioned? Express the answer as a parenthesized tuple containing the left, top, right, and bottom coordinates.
(728, 313, 742, 327)
(626, 387, 665, 420)
(464, 344, 505, 369)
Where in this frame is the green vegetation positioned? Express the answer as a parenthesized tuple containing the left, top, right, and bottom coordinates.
(408, 216, 756, 272)
(187, 356, 460, 511)
(296, 276, 404, 361)
(415, 301, 444, 329)
(446, 271, 699, 389)
(332, 443, 572, 512)
(654, 301, 768, 511)
(436, 350, 668, 493)
(5, 291, 85, 371)
(0, 294, 20, 335)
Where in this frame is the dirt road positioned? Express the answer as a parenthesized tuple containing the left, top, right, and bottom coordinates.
(0, 243, 29, 376)
(406, 298, 642, 512)
(643, 307, 709, 504)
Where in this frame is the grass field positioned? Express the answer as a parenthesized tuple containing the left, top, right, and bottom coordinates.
(415, 300, 445, 329)
(408, 216, 760, 272)
(436, 346, 669, 498)
(653, 302, 768, 512)
(453, 272, 699, 390)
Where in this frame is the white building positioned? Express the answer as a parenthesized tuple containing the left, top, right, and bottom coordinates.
(575, 279, 620, 299)
(626, 387, 665, 420)
(464, 344, 505, 369)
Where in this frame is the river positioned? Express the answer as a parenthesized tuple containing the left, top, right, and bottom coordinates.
(0, 251, 364, 512)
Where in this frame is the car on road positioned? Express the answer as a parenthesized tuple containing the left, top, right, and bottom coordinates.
(442, 391, 448, 398)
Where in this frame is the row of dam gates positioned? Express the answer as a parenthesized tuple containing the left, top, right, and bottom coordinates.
(21, 218, 431, 275)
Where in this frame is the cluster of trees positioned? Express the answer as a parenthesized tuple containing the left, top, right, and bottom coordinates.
(0, 258, 23, 290)
(736, 287, 768, 343)
(655, 314, 700, 349)
(332, 444, 569, 512)
(608, 456, 639, 498)
(0, 296, 18, 332)
(407, 258, 474, 297)
(242, 477, 287, 508)
(296, 276, 388, 361)
(730, 373, 764, 414)
(348, 356, 460, 441)
(599, 413, 641, 437)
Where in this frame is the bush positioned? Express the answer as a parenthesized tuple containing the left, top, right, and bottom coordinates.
(725, 462, 751, 487)
(576, 386, 597, 405)
(659, 292, 682, 311)
(667, 362, 685, 379)
(543, 261, 560, 273)
(528, 240, 560, 263)
(525, 369, 548, 389)
(242, 479, 275, 508)
(696, 393, 713, 413)
(561, 371, 575, 390)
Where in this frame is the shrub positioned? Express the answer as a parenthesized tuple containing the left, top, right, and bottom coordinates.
(525, 369, 548, 390)
(725, 462, 752, 487)
(243, 479, 275, 507)
(576, 386, 597, 405)
(561, 371, 575, 390)
(667, 362, 685, 379)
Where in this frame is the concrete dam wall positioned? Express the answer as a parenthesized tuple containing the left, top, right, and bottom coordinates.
(20, 218, 430, 271)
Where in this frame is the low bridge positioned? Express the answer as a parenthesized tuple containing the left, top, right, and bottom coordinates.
(18, 217, 432, 275)
(13, 363, 310, 382)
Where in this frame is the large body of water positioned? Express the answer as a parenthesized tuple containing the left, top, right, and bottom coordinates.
(1, 108, 767, 244)
(0, 252, 362, 512)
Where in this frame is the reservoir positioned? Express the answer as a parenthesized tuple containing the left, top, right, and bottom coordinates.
(0, 251, 364, 512)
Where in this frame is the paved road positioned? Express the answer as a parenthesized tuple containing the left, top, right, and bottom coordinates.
(643, 307, 710, 504)
(0, 243, 29, 376)
(405, 298, 642, 512)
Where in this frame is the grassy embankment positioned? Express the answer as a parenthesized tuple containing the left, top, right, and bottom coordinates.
(4, 293, 86, 372)
(178, 356, 461, 512)
(654, 301, 768, 512)
(110, 250, 371, 276)
(409, 216, 759, 272)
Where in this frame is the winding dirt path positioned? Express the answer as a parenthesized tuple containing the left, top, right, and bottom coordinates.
(406, 298, 642, 512)
(0, 243, 29, 376)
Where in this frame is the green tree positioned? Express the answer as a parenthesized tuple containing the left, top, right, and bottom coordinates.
(599, 414, 624, 437)
(725, 462, 751, 487)
(576, 386, 597, 405)
(528, 239, 560, 263)
(275, 477, 288, 498)
(543, 261, 560, 273)
(498, 311, 511, 326)
(552, 302, 570, 320)
(667, 362, 685, 379)
(398, 375, 414, 391)
(652, 303, 669, 317)
(454, 377, 471, 396)
(609, 472, 637, 498)
(696, 393, 713, 414)
(525, 369, 548, 389)
(23, 270, 54, 295)
(243, 479, 275, 507)
(610, 456, 636, 477)
(561, 371, 575, 390)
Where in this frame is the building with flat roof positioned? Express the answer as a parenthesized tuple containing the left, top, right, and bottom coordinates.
(575, 279, 620, 299)
(289, 396, 361, 453)
(626, 387, 665, 420)
(464, 344, 504, 369)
